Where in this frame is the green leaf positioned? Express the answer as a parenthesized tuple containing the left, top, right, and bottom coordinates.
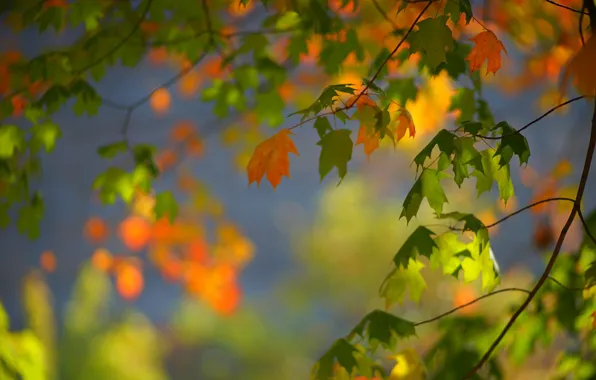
(449, 88, 475, 123)
(30, 121, 62, 153)
(314, 117, 333, 138)
(154, 191, 178, 223)
(380, 259, 427, 305)
(350, 310, 416, 352)
(413, 129, 457, 169)
(493, 121, 531, 167)
(408, 16, 454, 71)
(312, 338, 359, 380)
(434, 40, 472, 79)
(97, 141, 129, 159)
(256, 89, 285, 127)
(385, 78, 418, 107)
(461, 240, 500, 292)
(471, 149, 514, 201)
(318, 28, 363, 74)
(276, 10, 301, 29)
(0, 125, 25, 158)
(317, 129, 353, 181)
(444, 0, 473, 24)
(393, 226, 437, 269)
(289, 84, 356, 119)
(92, 167, 135, 204)
(401, 169, 448, 222)
(17, 193, 44, 240)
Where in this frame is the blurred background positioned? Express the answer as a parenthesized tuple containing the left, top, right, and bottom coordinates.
(1, 0, 595, 379)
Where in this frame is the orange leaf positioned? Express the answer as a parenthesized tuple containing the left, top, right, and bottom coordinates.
(185, 137, 204, 157)
(170, 120, 195, 142)
(394, 108, 416, 142)
(178, 71, 202, 98)
(149, 88, 171, 115)
(91, 248, 112, 272)
(84, 217, 109, 243)
(147, 47, 168, 66)
(247, 129, 299, 189)
(11, 95, 27, 117)
(560, 34, 596, 98)
(115, 263, 144, 301)
(466, 30, 508, 75)
(346, 92, 376, 109)
(156, 149, 178, 172)
(228, 0, 254, 17)
(118, 216, 152, 252)
(40, 250, 56, 273)
(355, 123, 380, 157)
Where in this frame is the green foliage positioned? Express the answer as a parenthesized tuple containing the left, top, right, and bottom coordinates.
(317, 129, 353, 181)
(408, 16, 454, 71)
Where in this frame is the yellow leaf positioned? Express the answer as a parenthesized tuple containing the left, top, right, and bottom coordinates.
(388, 348, 425, 380)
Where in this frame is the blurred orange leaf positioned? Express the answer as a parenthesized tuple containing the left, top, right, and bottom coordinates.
(91, 248, 112, 272)
(467, 30, 508, 75)
(115, 263, 144, 301)
(84, 217, 109, 243)
(149, 88, 171, 115)
(170, 120, 196, 142)
(247, 129, 299, 189)
(560, 34, 596, 98)
(118, 216, 152, 252)
(40, 251, 56, 273)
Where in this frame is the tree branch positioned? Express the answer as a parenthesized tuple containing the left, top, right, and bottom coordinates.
(73, 0, 154, 74)
(545, 0, 588, 14)
(413, 288, 531, 327)
(287, 1, 433, 131)
(371, 0, 399, 29)
(473, 96, 587, 140)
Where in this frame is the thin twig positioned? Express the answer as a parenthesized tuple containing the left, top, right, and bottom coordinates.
(73, 0, 154, 74)
(348, 1, 433, 108)
(474, 96, 587, 139)
(545, 0, 588, 14)
(371, 0, 399, 29)
(414, 288, 530, 327)
(577, 208, 596, 246)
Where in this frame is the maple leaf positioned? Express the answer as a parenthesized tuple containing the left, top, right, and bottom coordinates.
(247, 129, 299, 189)
(466, 30, 508, 75)
(347, 92, 377, 109)
(355, 123, 380, 157)
(394, 108, 416, 142)
(560, 34, 596, 98)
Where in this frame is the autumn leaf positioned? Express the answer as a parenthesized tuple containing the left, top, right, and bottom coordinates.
(355, 123, 380, 157)
(560, 34, 596, 98)
(247, 129, 299, 189)
(467, 30, 508, 75)
(40, 250, 56, 273)
(149, 88, 171, 114)
(118, 216, 152, 252)
(347, 92, 377, 109)
(394, 108, 416, 142)
(115, 263, 144, 301)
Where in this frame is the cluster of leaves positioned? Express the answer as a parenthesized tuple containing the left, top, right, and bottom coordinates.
(1, 0, 596, 379)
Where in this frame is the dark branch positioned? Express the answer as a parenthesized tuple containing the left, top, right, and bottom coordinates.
(545, 0, 588, 14)
(474, 96, 587, 140)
